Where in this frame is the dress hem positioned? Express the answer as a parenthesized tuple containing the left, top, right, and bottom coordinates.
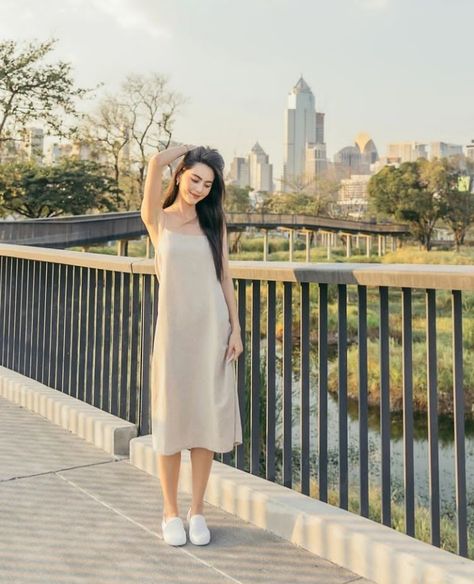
(151, 440, 243, 457)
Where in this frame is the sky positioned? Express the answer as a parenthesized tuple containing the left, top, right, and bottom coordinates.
(1, 0, 473, 182)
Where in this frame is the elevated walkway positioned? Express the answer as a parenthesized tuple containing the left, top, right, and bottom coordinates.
(0, 391, 372, 584)
(1, 366, 473, 583)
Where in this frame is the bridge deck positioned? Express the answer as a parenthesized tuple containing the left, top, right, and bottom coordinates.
(0, 395, 373, 584)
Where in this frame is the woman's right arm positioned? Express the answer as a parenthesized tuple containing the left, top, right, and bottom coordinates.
(140, 144, 194, 247)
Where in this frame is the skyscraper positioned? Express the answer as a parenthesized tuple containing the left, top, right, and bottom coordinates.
(283, 76, 326, 191)
(386, 142, 428, 162)
(429, 142, 463, 160)
(466, 140, 474, 161)
(248, 142, 273, 192)
(20, 127, 44, 162)
(228, 143, 273, 192)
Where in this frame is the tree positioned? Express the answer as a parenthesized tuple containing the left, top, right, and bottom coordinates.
(277, 171, 339, 216)
(444, 189, 474, 251)
(224, 184, 252, 212)
(0, 38, 95, 147)
(436, 162, 474, 252)
(78, 73, 185, 210)
(121, 73, 186, 199)
(368, 160, 450, 251)
(79, 95, 132, 203)
(0, 158, 122, 218)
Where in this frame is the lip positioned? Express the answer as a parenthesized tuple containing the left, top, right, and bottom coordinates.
(190, 193, 200, 200)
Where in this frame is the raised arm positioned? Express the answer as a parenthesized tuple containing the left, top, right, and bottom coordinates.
(140, 144, 194, 248)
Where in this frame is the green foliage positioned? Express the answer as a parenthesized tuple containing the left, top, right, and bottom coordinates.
(0, 158, 122, 218)
(328, 337, 474, 416)
(368, 158, 474, 251)
(224, 184, 252, 212)
(0, 38, 94, 142)
(259, 175, 339, 216)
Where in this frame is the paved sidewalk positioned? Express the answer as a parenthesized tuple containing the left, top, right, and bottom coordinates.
(0, 395, 374, 584)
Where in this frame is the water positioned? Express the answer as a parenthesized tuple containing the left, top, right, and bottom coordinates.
(260, 341, 474, 519)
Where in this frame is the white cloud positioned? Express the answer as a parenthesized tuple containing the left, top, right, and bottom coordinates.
(68, 0, 172, 39)
(0, 0, 172, 40)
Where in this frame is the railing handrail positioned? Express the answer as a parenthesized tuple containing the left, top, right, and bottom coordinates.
(1, 242, 474, 290)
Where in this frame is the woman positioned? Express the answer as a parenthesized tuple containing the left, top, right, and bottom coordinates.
(141, 144, 243, 547)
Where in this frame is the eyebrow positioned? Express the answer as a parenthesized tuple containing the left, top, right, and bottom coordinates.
(191, 173, 213, 184)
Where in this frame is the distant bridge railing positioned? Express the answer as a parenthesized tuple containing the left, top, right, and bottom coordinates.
(0, 242, 471, 558)
(0, 211, 410, 247)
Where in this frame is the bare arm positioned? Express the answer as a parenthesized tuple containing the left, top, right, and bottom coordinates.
(220, 225, 240, 333)
(140, 144, 194, 247)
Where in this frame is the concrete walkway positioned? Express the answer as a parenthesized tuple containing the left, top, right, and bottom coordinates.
(0, 395, 374, 584)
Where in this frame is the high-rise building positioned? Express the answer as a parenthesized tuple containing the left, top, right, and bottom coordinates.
(229, 157, 250, 188)
(305, 143, 327, 177)
(249, 142, 273, 192)
(355, 132, 378, 164)
(333, 133, 378, 177)
(337, 174, 371, 218)
(316, 112, 325, 143)
(283, 76, 326, 190)
(430, 142, 464, 160)
(228, 143, 273, 192)
(45, 139, 109, 165)
(466, 140, 474, 161)
(0, 138, 19, 164)
(387, 142, 427, 162)
(20, 127, 44, 162)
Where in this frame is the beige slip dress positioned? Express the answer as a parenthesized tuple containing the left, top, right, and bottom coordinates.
(150, 211, 243, 455)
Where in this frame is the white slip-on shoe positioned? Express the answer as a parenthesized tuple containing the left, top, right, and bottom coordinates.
(161, 515, 187, 546)
(186, 508, 211, 545)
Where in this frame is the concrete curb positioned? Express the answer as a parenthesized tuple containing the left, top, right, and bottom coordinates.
(130, 434, 474, 584)
(0, 366, 137, 456)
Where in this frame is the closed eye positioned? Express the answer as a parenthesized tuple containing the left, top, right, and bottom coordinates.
(192, 178, 212, 187)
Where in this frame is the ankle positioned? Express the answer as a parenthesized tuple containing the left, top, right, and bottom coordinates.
(163, 509, 179, 521)
(190, 504, 204, 516)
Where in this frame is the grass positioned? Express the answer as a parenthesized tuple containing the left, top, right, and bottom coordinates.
(68, 235, 474, 418)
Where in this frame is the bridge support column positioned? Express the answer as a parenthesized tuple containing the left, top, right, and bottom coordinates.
(366, 235, 371, 257)
(346, 234, 352, 258)
(356, 234, 360, 250)
(117, 239, 128, 256)
(378, 235, 382, 257)
(289, 229, 294, 262)
(391, 236, 397, 251)
(263, 230, 269, 261)
(326, 232, 332, 260)
(305, 231, 311, 262)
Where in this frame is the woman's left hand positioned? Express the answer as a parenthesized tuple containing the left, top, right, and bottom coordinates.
(225, 329, 243, 363)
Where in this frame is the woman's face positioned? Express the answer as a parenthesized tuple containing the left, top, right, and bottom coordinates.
(178, 162, 215, 205)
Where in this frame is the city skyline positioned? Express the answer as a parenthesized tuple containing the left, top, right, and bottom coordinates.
(1, 0, 473, 181)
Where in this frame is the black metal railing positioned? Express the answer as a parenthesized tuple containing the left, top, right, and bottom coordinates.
(0, 245, 471, 558)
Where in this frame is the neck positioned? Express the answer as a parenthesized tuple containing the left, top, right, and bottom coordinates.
(175, 194, 197, 221)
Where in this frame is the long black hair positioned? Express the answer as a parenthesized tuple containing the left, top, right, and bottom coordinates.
(161, 146, 227, 282)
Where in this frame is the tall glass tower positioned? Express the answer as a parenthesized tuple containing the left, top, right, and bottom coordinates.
(283, 76, 326, 191)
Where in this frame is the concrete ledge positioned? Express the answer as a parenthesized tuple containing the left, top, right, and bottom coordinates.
(0, 366, 137, 456)
(130, 434, 474, 584)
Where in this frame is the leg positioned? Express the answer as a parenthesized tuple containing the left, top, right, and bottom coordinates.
(158, 451, 181, 521)
(190, 447, 214, 515)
